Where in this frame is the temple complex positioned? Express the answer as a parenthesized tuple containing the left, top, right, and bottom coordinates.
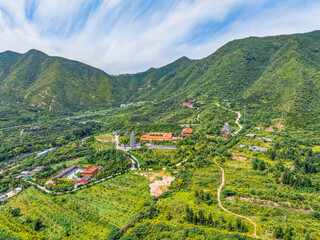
(81, 166, 99, 177)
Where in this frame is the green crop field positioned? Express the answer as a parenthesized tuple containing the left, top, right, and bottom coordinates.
(0, 173, 151, 239)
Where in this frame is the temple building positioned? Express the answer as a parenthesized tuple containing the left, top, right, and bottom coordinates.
(181, 127, 193, 137)
(140, 132, 173, 142)
(222, 123, 231, 138)
(130, 132, 136, 149)
(81, 166, 99, 177)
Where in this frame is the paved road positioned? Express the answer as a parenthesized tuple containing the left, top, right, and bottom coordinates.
(214, 160, 258, 238)
(130, 154, 141, 170)
(215, 103, 242, 135)
(27, 172, 123, 195)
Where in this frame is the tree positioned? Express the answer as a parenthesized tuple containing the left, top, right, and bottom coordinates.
(10, 207, 21, 217)
(274, 226, 284, 238)
(76, 171, 82, 178)
(207, 213, 213, 226)
(33, 218, 43, 231)
(107, 226, 123, 240)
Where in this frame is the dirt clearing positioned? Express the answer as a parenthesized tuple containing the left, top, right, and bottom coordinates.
(137, 171, 175, 197)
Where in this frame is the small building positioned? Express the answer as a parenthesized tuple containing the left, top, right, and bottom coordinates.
(14, 187, 22, 193)
(79, 175, 91, 184)
(248, 146, 268, 152)
(20, 171, 33, 178)
(265, 138, 274, 142)
(223, 100, 229, 102)
(97, 165, 103, 171)
(222, 123, 231, 138)
(237, 144, 246, 149)
(182, 102, 193, 108)
(120, 104, 126, 108)
(254, 127, 262, 130)
(181, 127, 193, 137)
(52, 165, 79, 180)
(257, 137, 273, 142)
(81, 166, 99, 177)
(0, 195, 6, 202)
(246, 133, 256, 138)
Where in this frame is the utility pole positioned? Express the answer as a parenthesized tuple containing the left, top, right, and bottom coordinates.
(244, 105, 246, 123)
(284, 210, 287, 222)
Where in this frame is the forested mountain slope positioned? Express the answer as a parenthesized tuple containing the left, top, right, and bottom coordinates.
(131, 31, 320, 128)
(115, 56, 196, 101)
(1, 30, 320, 128)
(0, 49, 125, 115)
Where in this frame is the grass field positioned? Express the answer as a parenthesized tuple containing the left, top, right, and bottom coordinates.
(134, 148, 185, 169)
(221, 159, 320, 239)
(95, 133, 114, 143)
(0, 173, 151, 239)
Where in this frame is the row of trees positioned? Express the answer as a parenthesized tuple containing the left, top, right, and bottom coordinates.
(185, 205, 248, 233)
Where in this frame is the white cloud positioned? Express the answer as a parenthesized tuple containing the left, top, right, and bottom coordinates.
(0, 0, 319, 74)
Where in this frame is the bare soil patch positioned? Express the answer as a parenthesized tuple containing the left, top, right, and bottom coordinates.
(232, 155, 249, 162)
(109, 183, 123, 188)
(274, 122, 284, 130)
(149, 176, 175, 197)
(137, 172, 175, 197)
(263, 127, 274, 132)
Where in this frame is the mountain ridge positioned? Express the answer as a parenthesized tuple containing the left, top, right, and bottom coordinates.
(1, 30, 320, 128)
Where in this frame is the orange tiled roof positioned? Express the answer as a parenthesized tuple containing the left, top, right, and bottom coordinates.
(181, 127, 193, 136)
(82, 166, 99, 175)
(140, 132, 173, 141)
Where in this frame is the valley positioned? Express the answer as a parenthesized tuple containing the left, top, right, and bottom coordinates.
(0, 30, 320, 240)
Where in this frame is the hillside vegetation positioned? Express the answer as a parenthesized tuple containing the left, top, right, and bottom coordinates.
(1, 30, 320, 129)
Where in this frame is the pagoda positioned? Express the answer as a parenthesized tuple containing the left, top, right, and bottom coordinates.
(222, 123, 231, 138)
(130, 132, 136, 149)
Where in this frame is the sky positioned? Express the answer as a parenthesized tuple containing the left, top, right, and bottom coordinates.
(0, 0, 320, 74)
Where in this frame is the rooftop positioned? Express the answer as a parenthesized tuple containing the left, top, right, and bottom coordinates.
(82, 166, 99, 175)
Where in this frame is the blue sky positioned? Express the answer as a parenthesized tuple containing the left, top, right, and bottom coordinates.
(0, 0, 320, 74)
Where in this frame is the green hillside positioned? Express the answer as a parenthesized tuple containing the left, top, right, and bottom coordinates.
(0, 49, 125, 115)
(129, 31, 320, 128)
(115, 56, 196, 101)
(1, 30, 320, 129)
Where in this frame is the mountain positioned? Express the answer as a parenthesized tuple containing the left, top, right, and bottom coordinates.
(128, 31, 320, 128)
(0, 49, 125, 115)
(115, 56, 197, 101)
(1, 30, 320, 128)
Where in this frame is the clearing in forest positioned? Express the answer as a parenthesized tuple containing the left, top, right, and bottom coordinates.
(138, 171, 175, 197)
(95, 133, 115, 143)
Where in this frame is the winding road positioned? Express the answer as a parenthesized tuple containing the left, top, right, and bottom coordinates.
(215, 159, 258, 238)
(215, 103, 242, 135)
(215, 103, 258, 238)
